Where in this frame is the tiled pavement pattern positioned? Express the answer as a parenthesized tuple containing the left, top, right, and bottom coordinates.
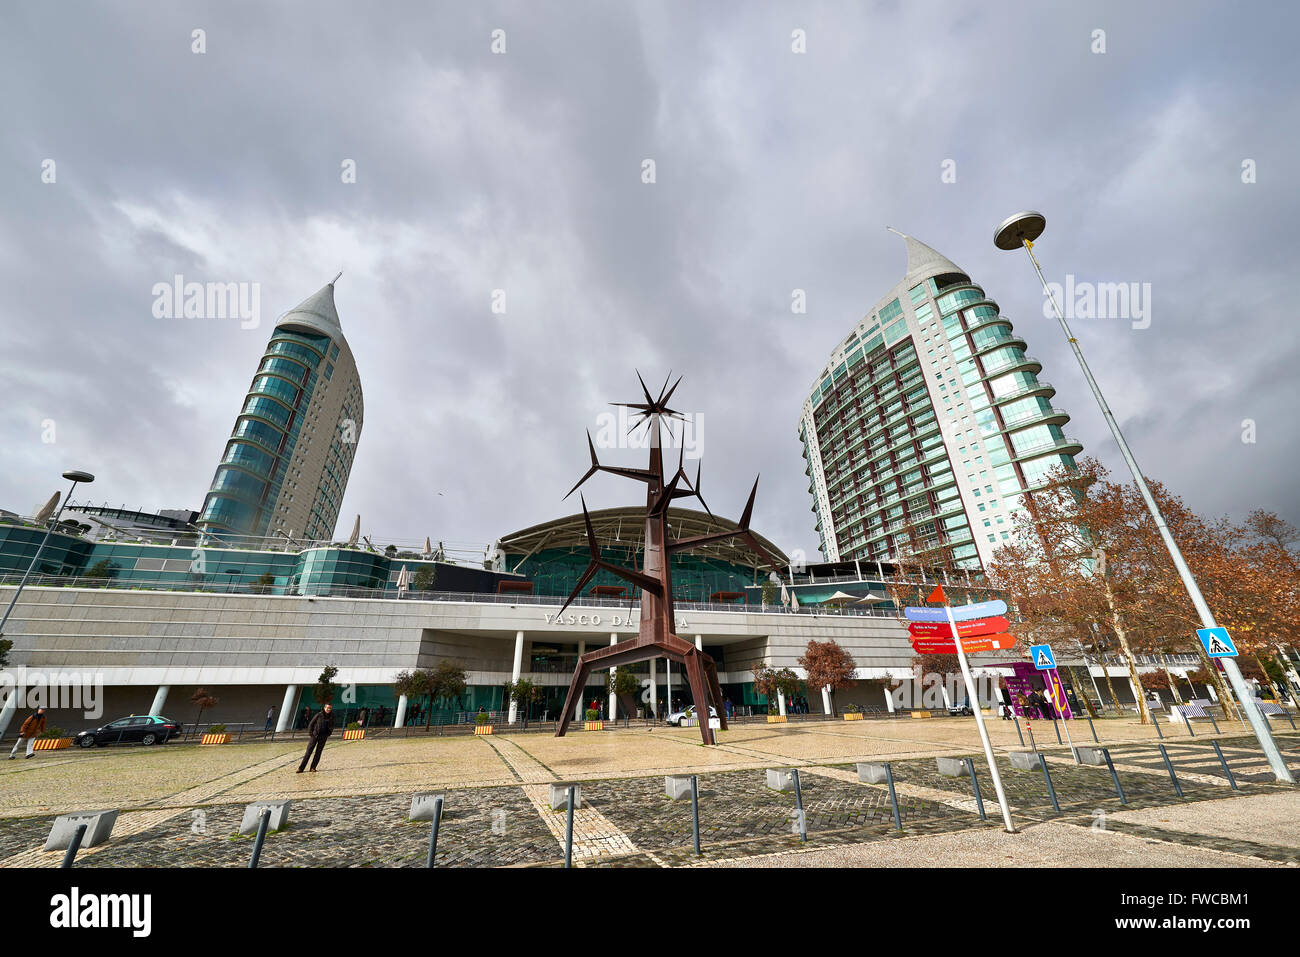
(2, 725, 1297, 867)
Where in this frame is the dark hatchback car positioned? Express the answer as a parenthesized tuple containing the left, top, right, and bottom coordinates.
(75, 715, 183, 748)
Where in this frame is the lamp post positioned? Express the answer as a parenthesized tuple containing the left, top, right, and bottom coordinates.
(0, 470, 95, 639)
(994, 211, 1293, 783)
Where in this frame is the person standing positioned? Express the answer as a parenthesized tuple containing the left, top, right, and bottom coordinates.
(263, 706, 275, 737)
(297, 703, 335, 773)
(8, 707, 46, 760)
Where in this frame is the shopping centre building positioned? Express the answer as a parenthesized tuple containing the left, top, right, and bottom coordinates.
(0, 499, 1203, 734)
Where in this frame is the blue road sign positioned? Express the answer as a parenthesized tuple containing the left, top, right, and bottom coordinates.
(904, 599, 1008, 623)
(1029, 643, 1056, 670)
(1196, 627, 1238, 658)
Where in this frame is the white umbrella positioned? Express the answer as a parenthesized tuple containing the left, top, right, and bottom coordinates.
(780, 581, 790, 606)
(791, 591, 800, 611)
(396, 564, 410, 598)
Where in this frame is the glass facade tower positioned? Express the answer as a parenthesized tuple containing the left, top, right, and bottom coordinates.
(196, 281, 363, 543)
(799, 232, 1081, 572)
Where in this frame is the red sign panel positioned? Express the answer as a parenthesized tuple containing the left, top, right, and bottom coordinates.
(911, 633, 1018, 655)
(908, 616, 1009, 639)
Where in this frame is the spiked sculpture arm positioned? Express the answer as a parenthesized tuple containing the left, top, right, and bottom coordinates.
(555, 496, 664, 616)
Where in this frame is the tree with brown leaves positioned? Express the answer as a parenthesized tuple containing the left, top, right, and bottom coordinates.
(797, 639, 857, 715)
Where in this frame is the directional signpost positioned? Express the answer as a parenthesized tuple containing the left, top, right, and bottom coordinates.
(906, 586, 1016, 832)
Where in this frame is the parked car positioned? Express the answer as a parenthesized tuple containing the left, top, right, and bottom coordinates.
(665, 705, 717, 727)
(75, 715, 182, 749)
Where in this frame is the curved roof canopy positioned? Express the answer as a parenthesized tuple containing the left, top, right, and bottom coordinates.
(497, 506, 788, 570)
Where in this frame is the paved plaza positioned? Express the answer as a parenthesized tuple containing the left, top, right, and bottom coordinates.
(2, 716, 1298, 868)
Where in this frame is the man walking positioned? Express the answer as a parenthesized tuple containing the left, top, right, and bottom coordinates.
(297, 703, 334, 773)
(263, 706, 275, 737)
(9, 706, 46, 760)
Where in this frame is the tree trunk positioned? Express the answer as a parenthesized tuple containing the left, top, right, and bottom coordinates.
(1068, 666, 1097, 716)
(1103, 580, 1149, 724)
(1163, 663, 1183, 705)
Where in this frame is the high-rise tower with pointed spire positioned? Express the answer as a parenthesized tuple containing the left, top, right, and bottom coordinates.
(196, 279, 364, 543)
(799, 231, 1081, 572)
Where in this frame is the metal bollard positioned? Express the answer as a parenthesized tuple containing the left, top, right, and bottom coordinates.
(425, 796, 443, 868)
(1026, 722, 1038, 753)
(1101, 748, 1127, 804)
(791, 769, 807, 843)
(1012, 715, 1025, 747)
(1051, 714, 1062, 745)
(1039, 755, 1060, 813)
(690, 775, 701, 856)
(1206, 712, 1221, 735)
(1181, 709, 1196, 737)
(1283, 709, 1297, 731)
(1086, 713, 1099, 743)
(1157, 744, 1183, 798)
(563, 787, 575, 867)
(60, 823, 88, 869)
(1211, 741, 1239, 791)
(1153, 715, 1165, 740)
(248, 807, 271, 869)
(883, 762, 903, 832)
(965, 759, 986, 821)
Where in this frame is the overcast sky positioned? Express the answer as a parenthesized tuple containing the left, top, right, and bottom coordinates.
(2, 1, 1296, 562)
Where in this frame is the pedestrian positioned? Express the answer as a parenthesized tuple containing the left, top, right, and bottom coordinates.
(358, 707, 368, 728)
(263, 706, 275, 736)
(297, 703, 335, 773)
(8, 706, 46, 760)
(300, 705, 311, 730)
(724, 698, 734, 719)
(1040, 690, 1056, 720)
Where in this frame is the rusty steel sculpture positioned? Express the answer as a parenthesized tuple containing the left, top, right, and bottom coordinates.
(553, 373, 781, 745)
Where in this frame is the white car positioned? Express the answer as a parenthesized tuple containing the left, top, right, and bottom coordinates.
(666, 705, 718, 727)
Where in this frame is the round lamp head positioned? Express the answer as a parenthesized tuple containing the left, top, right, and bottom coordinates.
(994, 210, 1046, 250)
(62, 470, 94, 484)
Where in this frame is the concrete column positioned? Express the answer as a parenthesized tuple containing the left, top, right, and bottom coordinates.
(649, 658, 658, 718)
(694, 635, 702, 651)
(574, 640, 587, 720)
(608, 633, 617, 721)
(508, 630, 524, 724)
(940, 682, 953, 710)
(0, 688, 18, 738)
(275, 685, 298, 733)
(666, 659, 673, 715)
(149, 686, 169, 716)
(821, 685, 832, 715)
(394, 694, 408, 728)
(884, 681, 896, 713)
(777, 694, 787, 717)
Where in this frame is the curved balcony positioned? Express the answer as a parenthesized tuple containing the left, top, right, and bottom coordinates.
(972, 334, 1027, 358)
(962, 311, 1014, 337)
(999, 405, 1072, 431)
(981, 353, 1043, 378)
(1010, 436, 1084, 463)
(990, 380, 1056, 405)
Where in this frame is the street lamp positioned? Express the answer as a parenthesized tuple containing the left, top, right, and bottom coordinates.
(994, 211, 1293, 783)
(0, 469, 95, 639)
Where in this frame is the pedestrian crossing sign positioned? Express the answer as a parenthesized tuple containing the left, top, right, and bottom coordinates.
(1197, 627, 1238, 658)
(1029, 643, 1056, 670)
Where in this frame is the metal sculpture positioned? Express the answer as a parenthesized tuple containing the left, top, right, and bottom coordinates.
(553, 373, 781, 745)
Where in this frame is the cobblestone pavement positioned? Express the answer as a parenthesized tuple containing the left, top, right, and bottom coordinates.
(1, 723, 1296, 867)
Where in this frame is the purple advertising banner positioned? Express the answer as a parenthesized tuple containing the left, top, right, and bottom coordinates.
(998, 661, 1073, 720)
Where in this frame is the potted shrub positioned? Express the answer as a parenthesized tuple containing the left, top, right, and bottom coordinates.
(842, 703, 864, 721)
(343, 720, 365, 740)
(201, 723, 231, 745)
(474, 712, 494, 735)
(583, 707, 604, 731)
(33, 726, 74, 750)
